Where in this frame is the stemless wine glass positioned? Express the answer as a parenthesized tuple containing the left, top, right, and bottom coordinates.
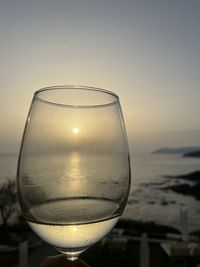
(17, 86, 131, 262)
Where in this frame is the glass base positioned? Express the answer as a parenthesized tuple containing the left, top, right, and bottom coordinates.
(56, 246, 88, 261)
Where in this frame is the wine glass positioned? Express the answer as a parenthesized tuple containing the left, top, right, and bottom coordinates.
(17, 86, 131, 262)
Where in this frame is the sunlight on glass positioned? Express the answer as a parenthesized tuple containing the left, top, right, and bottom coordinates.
(72, 127, 79, 134)
(71, 226, 78, 232)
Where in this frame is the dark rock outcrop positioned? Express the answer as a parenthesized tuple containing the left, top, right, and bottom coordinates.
(183, 151, 200, 158)
(164, 183, 200, 200)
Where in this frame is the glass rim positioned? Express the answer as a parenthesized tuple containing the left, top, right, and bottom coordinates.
(34, 85, 119, 108)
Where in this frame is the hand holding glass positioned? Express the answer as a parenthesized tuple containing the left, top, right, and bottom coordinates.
(17, 86, 131, 261)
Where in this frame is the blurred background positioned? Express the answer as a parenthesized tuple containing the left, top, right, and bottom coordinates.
(0, 1, 200, 266)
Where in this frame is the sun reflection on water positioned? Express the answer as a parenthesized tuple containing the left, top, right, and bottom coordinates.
(63, 151, 83, 192)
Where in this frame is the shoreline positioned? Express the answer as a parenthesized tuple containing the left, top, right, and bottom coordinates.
(163, 170, 200, 200)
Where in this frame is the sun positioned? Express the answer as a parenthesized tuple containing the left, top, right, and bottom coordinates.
(72, 127, 80, 134)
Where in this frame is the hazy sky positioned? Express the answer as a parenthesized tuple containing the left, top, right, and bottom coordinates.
(0, 0, 200, 153)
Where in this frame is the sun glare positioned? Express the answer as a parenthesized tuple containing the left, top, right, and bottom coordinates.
(72, 127, 79, 134)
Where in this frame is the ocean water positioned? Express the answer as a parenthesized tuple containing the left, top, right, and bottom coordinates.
(0, 152, 200, 231)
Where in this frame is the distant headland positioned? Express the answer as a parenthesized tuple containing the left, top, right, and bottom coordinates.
(153, 146, 200, 156)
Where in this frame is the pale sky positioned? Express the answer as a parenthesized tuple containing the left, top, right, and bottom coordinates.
(0, 0, 200, 153)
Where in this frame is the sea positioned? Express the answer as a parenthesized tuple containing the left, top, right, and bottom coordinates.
(0, 152, 200, 232)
